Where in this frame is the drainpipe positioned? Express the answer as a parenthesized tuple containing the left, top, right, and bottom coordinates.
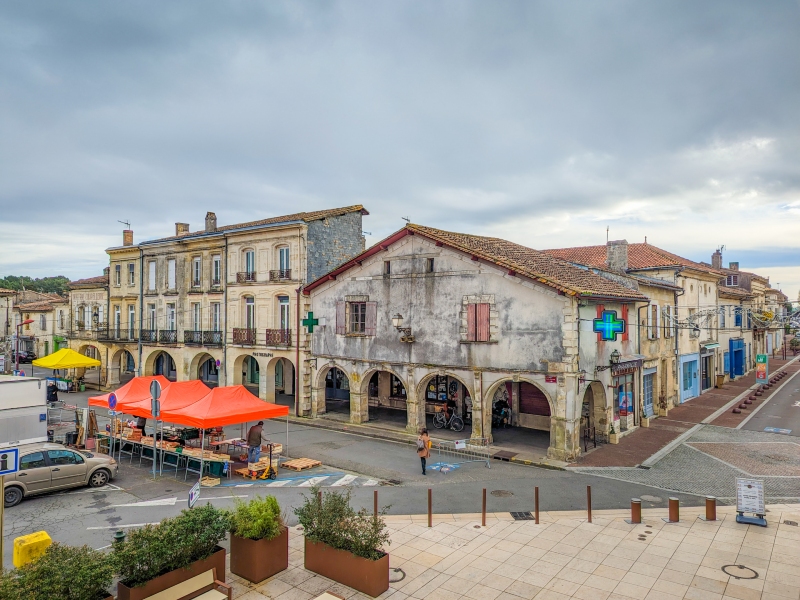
(296, 284, 301, 417)
(137, 248, 144, 376)
(223, 236, 229, 386)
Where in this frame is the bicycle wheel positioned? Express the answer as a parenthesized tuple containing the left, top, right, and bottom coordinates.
(451, 417, 464, 432)
(432, 413, 445, 429)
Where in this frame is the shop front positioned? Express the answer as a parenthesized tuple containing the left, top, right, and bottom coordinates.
(700, 343, 718, 391)
(679, 353, 699, 402)
(611, 357, 642, 431)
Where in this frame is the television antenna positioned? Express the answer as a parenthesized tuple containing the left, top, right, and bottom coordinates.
(401, 216, 410, 224)
(362, 231, 372, 236)
(118, 220, 131, 229)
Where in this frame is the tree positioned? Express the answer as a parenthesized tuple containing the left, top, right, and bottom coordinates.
(0, 275, 70, 295)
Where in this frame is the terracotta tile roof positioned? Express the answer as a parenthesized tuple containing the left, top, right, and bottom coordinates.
(543, 243, 725, 276)
(719, 286, 752, 300)
(140, 205, 368, 245)
(0, 288, 16, 295)
(69, 275, 109, 287)
(14, 299, 66, 311)
(406, 225, 647, 300)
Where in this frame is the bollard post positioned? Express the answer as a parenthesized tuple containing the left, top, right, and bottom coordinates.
(482, 488, 487, 527)
(374, 490, 378, 518)
(318, 490, 322, 505)
(704, 496, 716, 521)
(586, 485, 592, 523)
(534, 486, 540, 524)
(628, 498, 642, 524)
(428, 488, 432, 528)
(667, 497, 679, 523)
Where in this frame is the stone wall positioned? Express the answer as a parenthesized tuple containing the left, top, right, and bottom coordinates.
(306, 212, 366, 283)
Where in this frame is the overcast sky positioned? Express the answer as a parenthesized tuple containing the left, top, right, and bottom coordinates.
(1, 2, 799, 298)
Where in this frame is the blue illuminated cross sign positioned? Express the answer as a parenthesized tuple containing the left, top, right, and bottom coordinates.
(302, 311, 319, 333)
(594, 310, 625, 341)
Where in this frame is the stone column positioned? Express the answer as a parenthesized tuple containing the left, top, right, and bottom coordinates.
(350, 391, 368, 424)
(511, 381, 520, 427)
(283, 359, 294, 395)
(258, 361, 268, 400)
(547, 374, 581, 461)
(378, 371, 391, 408)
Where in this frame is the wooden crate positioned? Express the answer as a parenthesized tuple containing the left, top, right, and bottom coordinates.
(200, 476, 221, 487)
(281, 458, 321, 472)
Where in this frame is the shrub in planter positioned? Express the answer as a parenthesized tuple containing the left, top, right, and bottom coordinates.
(112, 503, 228, 591)
(229, 495, 288, 583)
(0, 542, 115, 600)
(295, 486, 390, 597)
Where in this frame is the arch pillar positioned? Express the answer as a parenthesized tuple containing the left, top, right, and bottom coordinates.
(547, 373, 581, 461)
(349, 391, 368, 424)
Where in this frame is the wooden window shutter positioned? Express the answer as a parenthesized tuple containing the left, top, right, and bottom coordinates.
(647, 304, 653, 339)
(621, 304, 629, 341)
(365, 302, 377, 336)
(336, 301, 346, 335)
(477, 303, 490, 342)
(596, 304, 604, 341)
(467, 303, 477, 342)
(655, 305, 661, 339)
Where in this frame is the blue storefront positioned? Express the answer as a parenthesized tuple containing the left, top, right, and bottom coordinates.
(679, 353, 700, 403)
(729, 338, 745, 379)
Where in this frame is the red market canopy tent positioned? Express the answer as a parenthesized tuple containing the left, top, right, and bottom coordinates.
(88, 376, 171, 413)
(161, 385, 289, 428)
(122, 380, 212, 419)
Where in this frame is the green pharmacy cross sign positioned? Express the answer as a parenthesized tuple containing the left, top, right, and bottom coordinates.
(302, 312, 320, 333)
(594, 310, 625, 341)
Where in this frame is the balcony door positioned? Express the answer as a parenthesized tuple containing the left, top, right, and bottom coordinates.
(245, 250, 255, 274)
(114, 306, 121, 337)
(279, 296, 290, 331)
(245, 297, 255, 329)
(128, 306, 136, 337)
(279, 247, 290, 272)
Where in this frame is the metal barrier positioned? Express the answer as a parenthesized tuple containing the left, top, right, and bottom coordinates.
(435, 437, 491, 468)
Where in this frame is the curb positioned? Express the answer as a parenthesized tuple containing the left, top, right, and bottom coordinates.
(736, 364, 800, 429)
(508, 456, 566, 471)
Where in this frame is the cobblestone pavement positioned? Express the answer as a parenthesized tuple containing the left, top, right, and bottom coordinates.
(571, 426, 800, 502)
(228, 503, 800, 600)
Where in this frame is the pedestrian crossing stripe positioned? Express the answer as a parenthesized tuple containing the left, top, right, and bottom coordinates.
(219, 473, 381, 488)
(331, 474, 357, 486)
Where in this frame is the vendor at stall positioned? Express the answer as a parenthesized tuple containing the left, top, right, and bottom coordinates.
(137, 415, 148, 437)
(246, 421, 270, 463)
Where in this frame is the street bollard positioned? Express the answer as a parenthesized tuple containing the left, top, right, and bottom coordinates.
(534, 486, 540, 524)
(318, 490, 322, 505)
(705, 496, 716, 521)
(482, 488, 487, 527)
(374, 490, 378, 518)
(668, 497, 680, 522)
(428, 488, 432, 528)
(113, 530, 126, 545)
(630, 498, 642, 524)
(586, 486, 592, 523)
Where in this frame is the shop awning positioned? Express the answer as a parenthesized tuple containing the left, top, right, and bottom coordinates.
(88, 376, 171, 411)
(122, 380, 212, 419)
(160, 385, 289, 428)
(33, 348, 101, 369)
(702, 343, 721, 350)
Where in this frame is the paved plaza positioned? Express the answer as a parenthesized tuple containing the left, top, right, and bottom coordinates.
(227, 503, 800, 600)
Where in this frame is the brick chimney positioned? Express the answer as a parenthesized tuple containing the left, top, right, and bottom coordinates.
(606, 239, 629, 273)
(711, 249, 722, 269)
(729, 262, 739, 271)
(175, 223, 190, 236)
(205, 212, 217, 232)
(123, 229, 133, 246)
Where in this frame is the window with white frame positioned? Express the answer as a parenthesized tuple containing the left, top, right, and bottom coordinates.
(663, 305, 673, 338)
(114, 305, 121, 335)
(128, 263, 135, 285)
(279, 247, 290, 272)
(720, 306, 726, 328)
(97, 305, 104, 327)
(192, 302, 201, 330)
(128, 305, 136, 336)
(212, 254, 221, 285)
(726, 274, 739, 286)
(167, 303, 176, 330)
(167, 258, 176, 289)
(148, 261, 156, 290)
(147, 303, 156, 330)
(211, 302, 221, 331)
(245, 250, 255, 274)
(244, 296, 255, 329)
(58, 310, 64, 329)
(648, 304, 660, 339)
(114, 264, 121, 286)
(192, 257, 201, 287)
(40, 314, 46, 330)
(278, 296, 290, 330)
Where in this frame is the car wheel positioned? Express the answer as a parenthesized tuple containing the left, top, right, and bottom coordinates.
(4, 486, 24, 508)
(89, 469, 110, 488)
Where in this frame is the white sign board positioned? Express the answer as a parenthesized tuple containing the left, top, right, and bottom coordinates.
(736, 478, 765, 515)
(0, 448, 20, 476)
(454, 440, 467, 450)
(189, 481, 201, 509)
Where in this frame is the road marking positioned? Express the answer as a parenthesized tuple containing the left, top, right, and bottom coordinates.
(764, 427, 792, 434)
(68, 484, 124, 494)
(113, 497, 178, 508)
(265, 479, 291, 487)
(362, 479, 380, 487)
(298, 476, 329, 487)
(88, 522, 160, 530)
(330, 474, 357, 487)
(176, 495, 248, 502)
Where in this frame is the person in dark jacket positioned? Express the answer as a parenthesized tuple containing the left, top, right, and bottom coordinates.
(247, 421, 265, 463)
(136, 416, 148, 436)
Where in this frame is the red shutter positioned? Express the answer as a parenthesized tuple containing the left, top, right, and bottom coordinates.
(621, 304, 629, 341)
(336, 301, 346, 335)
(477, 303, 490, 342)
(467, 303, 477, 341)
(596, 304, 604, 341)
(365, 302, 377, 336)
(519, 383, 551, 416)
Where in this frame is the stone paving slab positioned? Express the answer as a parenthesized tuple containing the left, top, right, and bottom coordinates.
(224, 504, 800, 600)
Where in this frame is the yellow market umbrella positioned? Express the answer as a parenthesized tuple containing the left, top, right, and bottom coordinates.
(33, 348, 101, 369)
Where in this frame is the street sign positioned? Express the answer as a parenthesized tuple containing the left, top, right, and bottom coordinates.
(188, 482, 201, 509)
(151, 399, 161, 418)
(150, 380, 162, 401)
(735, 478, 767, 527)
(0, 449, 19, 476)
(454, 440, 466, 450)
(756, 354, 768, 383)
(108, 392, 117, 410)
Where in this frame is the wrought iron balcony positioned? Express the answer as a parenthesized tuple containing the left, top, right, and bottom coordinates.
(269, 269, 292, 281)
(184, 330, 203, 345)
(140, 329, 157, 343)
(232, 327, 257, 345)
(203, 330, 223, 346)
(159, 330, 178, 344)
(211, 278, 221, 287)
(265, 329, 292, 346)
(191, 279, 201, 288)
(236, 271, 257, 283)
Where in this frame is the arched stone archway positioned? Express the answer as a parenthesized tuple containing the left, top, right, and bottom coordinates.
(232, 353, 260, 393)
(581, 381, 607, 440)
(482, 377, 555, 449)
(190, 352, 220, 387)
(264, 357, 295, 411)
(415, 372, 474, 433)
(312, 363, 352, 418)
(109, 348, 136, 386)
(77, 344, 103, 389)
(356, 367, 410, 430)
(144, 350, 177, 381)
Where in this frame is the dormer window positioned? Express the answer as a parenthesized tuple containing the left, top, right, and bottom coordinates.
(726, 274, 739, 286)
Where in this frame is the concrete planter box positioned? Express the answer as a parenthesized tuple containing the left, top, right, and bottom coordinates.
(641, 417, 651, 428)
(116, 546, 225, 600)
(230, 527, 289, 583)
(608, 433, 619, 445)
(304, 538, 389, 598)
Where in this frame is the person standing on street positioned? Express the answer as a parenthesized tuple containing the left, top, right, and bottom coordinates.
(247, 421, 265, 463)
(136, 416, 148, 437)
(417, 428, 431, 475)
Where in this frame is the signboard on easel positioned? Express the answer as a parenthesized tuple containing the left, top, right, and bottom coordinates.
(735, 478, 767, 527)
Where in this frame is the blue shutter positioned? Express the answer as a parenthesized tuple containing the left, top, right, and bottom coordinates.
(724, 352, 730, 375)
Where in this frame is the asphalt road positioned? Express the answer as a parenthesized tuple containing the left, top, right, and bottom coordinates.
(741, 367, 800, 437)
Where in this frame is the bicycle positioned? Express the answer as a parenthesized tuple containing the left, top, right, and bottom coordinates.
(432, 410, 464, 432)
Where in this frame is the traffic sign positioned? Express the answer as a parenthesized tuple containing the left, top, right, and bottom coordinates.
(188, 482, 201, 509)
(0, 449, 20, 477)
(150, 380, 162, 401)
(108, 393, 117, 410)
(151, 399, 161, 418)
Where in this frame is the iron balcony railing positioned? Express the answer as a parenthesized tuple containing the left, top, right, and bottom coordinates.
(236, 271, 257, 283)
(159, 330, 178, 344)
(269, 269, 292, 281)
(184, 330, 203, 345)
(140, 329, 157, 343)
(232, 327, 257, 345)
(203, 330, 223, 346)
(265, 329, 292, 346)
(211, 278, 221, 287)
